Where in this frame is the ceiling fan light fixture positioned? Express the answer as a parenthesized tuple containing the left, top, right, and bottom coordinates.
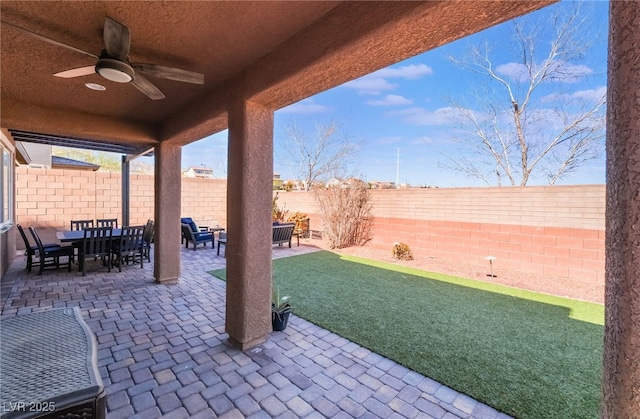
(95, 58, 134, 83)
(85, 83, 106, 91)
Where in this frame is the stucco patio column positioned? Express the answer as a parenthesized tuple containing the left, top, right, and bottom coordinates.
(603, 1, 640, 416)
(154, 141, 182, 283)
(226, 99, 274, 350)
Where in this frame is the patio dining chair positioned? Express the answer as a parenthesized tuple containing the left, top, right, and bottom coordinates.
(111, 225, 144, 272)
(17, 224, 59, 273)
(70, 219, 94, 261)
(71, 219, 94, 230)
(28, 226, 74, 275)
(96, 218, 118, 229)
(79, 226, 113, 276)
(217, 231, 227, 257)
(141, 219, 154, 262)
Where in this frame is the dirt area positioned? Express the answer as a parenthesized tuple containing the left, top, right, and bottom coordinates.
(305, 238, 604, 305)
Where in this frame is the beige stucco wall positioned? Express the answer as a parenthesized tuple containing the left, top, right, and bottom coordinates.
(0, 131, 17, 277)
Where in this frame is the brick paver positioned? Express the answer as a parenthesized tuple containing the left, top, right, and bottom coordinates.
(1, 243, 511, 418)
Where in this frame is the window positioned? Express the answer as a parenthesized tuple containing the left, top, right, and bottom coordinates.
(0, 142, 14, 232)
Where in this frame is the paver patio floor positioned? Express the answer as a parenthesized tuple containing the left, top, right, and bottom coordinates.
(1, 243, 510, 419)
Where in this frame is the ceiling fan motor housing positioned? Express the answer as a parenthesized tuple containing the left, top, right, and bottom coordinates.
(95, 54, 134, 83)
(3, 18, 203, 99)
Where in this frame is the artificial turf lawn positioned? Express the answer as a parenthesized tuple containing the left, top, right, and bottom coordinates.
(210, 251, 603, 419)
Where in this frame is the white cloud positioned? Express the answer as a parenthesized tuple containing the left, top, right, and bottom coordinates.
(548, 63, 594, 83)
(343, 63, 433, 95)
(366, 95, 413, 106)
(280, 99, 330, 114)
(571, 86, 607, 101)
(375, 64, 434, 80)
(342, 77, 398, 95)
(495, 62, 529, 83)
(542, 86, 607, 103)
(496, 61, 594, 84)
(387, 106, 459, 126)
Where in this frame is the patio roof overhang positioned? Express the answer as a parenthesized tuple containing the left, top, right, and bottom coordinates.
(4, 0, 567, 356)
(1, 1, 555, 148)
(10, 129, 153, 155)
(4, 3, 640, 412)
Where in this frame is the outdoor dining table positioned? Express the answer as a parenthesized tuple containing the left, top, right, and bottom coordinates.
(0, 307, 106, 418)
(56, 228, 123, 243)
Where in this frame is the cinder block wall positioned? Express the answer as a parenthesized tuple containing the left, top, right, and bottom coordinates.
(275, 186, 606, 284)
(15, 167, 227, 244)
(16, 169, 125, 227)
(181, 177, 227, 228)
(16, 166, 605, 285)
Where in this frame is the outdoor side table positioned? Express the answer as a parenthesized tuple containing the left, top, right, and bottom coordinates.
(0, 307, 106, 419)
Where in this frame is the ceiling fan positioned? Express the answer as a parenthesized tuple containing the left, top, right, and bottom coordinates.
(1, 17, 204, 100)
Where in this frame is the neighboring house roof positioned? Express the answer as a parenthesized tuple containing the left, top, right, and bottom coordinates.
(51, 156, 101, 171)
(186, 166, 213, 172)
(184, 166, 215, 178)
(14, 141, 31, 165)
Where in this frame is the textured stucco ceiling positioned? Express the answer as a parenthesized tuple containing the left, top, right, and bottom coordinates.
(1, 1, 555, 150)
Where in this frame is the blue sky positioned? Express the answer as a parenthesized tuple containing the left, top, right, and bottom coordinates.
(182, 1, 609, 187)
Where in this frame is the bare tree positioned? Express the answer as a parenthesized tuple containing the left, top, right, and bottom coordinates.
(313, 181, 373, 249)
(280, 120, 359, 190)
(442, 2, 605, 186)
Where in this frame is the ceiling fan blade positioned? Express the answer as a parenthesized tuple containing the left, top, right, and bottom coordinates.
(133, 63, 204, 84)
(1, 20, 98, 59)
(54, 66, 96, 78)
(131, 74, 165, 100)
(103, 17, 130, 60)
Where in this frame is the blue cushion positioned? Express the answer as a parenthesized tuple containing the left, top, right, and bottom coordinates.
(188, 222, 198, 232)
(194, 232, 213, 241)
(181, 217, 194, 224)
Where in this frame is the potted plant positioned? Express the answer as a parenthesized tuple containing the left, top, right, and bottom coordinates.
(272, 192, 289, 224)
(272, 287, 292, 331)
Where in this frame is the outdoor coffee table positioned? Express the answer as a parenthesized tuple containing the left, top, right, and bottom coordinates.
(0, 307, 106, 419)
(209, 227, 226, 252)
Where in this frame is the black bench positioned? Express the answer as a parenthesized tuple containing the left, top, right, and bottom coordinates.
(272, 223, 296, 247)
(217, 224, 296, 257)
